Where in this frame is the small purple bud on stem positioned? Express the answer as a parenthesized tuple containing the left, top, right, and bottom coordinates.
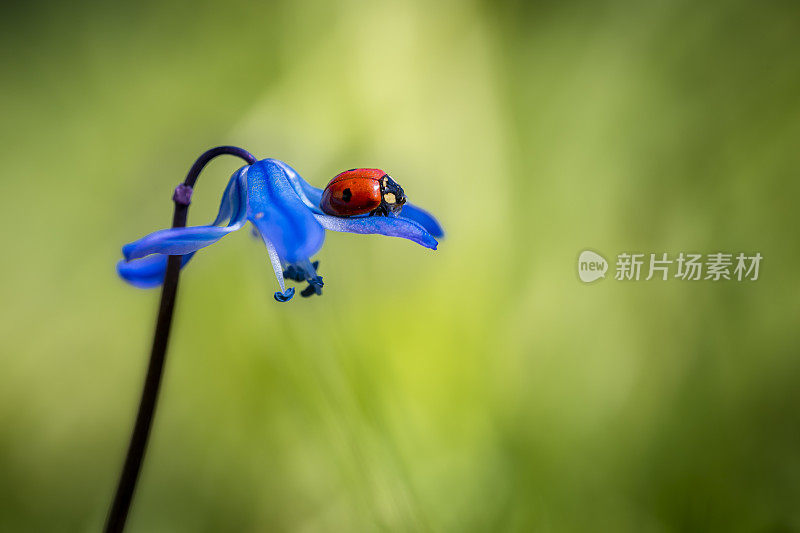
(172, 183, 193, 206)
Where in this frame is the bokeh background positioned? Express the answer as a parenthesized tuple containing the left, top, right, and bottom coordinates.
(2, 0, 799, 531)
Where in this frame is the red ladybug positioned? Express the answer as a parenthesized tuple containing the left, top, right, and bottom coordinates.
(320, 168, 406, 217)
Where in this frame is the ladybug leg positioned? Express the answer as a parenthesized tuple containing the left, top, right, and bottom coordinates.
(369, 204, 389, 217)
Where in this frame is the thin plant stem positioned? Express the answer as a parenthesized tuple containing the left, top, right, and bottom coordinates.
(105, 146, 257, 533)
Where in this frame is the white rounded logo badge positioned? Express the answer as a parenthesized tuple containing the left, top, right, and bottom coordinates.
(578, 250, 608, 283)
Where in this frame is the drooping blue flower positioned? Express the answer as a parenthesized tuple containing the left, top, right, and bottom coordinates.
(117, 159, 443, 302)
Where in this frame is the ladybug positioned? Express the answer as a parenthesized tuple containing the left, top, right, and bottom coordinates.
(320, 168, 406, 217)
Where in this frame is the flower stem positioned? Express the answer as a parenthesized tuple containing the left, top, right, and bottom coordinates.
(105, 146, 257, 533)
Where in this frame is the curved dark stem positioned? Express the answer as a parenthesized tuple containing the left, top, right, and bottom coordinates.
(105, 146, 257, 533)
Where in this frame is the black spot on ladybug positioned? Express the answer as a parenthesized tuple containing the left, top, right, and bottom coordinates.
(342, 188, 352, 202)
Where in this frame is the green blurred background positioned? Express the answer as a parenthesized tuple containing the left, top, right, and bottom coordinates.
(2, 0, 799, 531)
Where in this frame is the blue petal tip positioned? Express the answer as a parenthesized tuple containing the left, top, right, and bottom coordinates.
(274, 287, 295, 302)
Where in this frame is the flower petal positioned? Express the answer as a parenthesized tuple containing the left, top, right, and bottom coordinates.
(211, 167, 243, 226)
(271, 159, 445, 238)
(122, 225, 235, 260)
(398, 203, 444, 238)
(255, 227, 295, 303)
(274, 287, 295, 302)
(313, 212, 438, 250)
(118, 166, 247, 287)
(269, 159, 323, 210)
(116, 253, 195, 288)
(245, 160, 325, 264)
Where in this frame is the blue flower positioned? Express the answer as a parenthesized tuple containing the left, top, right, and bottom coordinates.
(117, 159, 443, 302)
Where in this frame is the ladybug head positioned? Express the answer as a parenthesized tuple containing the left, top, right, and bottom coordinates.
(380, 174, 406, 215)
